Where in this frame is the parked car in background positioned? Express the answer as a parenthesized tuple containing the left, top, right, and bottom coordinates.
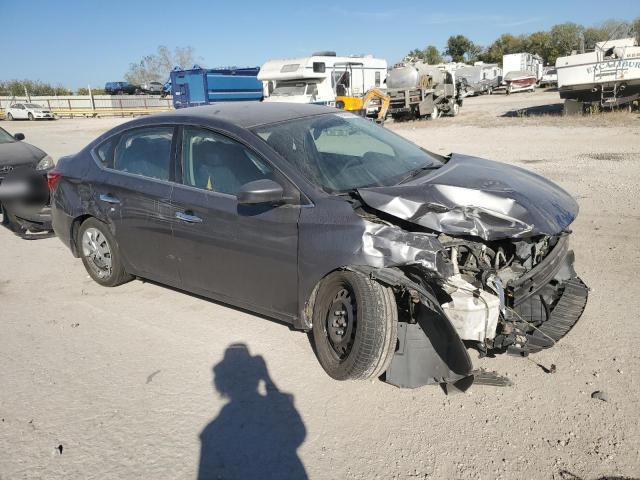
(0, 126, 53, 237)
(49, 103, 587, 391)
(539, 67, 558, 87)
(141, 81, 164, 95)
(6, 103, 55, 121)
(105, 81, 140, 95)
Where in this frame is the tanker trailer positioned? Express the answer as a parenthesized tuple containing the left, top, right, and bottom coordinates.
(386, 63, 463, 120)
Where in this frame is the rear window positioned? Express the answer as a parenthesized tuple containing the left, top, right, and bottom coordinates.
(95, 127, 174, 181)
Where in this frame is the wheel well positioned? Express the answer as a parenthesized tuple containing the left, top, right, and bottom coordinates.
(70, 214, 93, 257)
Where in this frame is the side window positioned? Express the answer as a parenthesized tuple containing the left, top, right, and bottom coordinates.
(375, 71, 381, 87)
(95, 127, 173, 181)
(181, 127, 274, 196)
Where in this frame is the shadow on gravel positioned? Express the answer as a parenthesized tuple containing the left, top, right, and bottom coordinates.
(501, 103, 564, 117)
(198, 343, 308, 480)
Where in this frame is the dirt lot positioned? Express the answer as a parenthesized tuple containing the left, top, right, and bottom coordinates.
(1, 90, 639, 480)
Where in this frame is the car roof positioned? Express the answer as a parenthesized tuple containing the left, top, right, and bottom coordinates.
(151, 102, 337, 129)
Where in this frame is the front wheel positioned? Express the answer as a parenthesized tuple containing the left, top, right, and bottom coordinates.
(427, 105, 439, 120)
(312, 271, 398, 381)
(78, 218, 133, 287)
(450, 102, 460, 117)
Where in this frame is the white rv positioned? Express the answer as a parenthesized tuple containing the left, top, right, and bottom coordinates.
(258, 52, 387, 106)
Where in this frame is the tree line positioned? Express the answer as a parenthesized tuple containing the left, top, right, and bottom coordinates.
(406, 18, 640, 66)
(0, 80, 106, 96)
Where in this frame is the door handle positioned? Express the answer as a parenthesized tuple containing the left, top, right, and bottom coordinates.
(175, 211, 203, 223)
(99, 193, 120, 204)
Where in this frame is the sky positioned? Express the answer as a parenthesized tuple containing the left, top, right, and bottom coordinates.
(3, 0, 640, 90)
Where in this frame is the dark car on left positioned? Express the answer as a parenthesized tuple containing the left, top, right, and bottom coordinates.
(0, 126, 53, 237)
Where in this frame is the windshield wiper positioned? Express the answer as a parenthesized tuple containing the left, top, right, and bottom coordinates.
(398, 165, 438, 184)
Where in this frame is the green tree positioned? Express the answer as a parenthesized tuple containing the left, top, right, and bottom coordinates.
(481, 34, 525, 64)
(523, 31, 553, 63)
(583, 27, 608, 51)
(444, 35, 476, 62)
(405, 45, 443, 64)
(76, 87, 106, 95)
(424, 45, 443, 64)
(0, 79, 71, 96)
(548, 22, 584, 64)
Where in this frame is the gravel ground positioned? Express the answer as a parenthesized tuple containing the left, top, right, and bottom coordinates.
(1, 90, 639, 480)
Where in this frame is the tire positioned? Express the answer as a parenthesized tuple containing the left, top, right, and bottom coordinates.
(78, 218, 133, 287)
(7, 113, 13, 121)
(427, 105, 439, 120)
(312, 270, 398, 381)
(450, 102, 460, 117)
(28, 112, 34, 121)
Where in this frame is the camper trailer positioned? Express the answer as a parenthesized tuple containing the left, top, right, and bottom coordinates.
(556, 37, 640, 109)
(455, 63, 502, 95)
(258, 52, 387, 106)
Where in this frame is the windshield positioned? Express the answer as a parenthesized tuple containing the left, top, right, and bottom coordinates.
(25, 104, 42, 109)
(252, 113, 443, 192)
(271, 81, 308, 97)
(0, 128, 15, 144)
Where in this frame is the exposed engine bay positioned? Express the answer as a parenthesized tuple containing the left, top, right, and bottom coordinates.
(345, 153, 589, 390)
(438, 232, 586, 356)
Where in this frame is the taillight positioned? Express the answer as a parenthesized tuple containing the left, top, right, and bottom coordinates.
(47, 170, 62, 191)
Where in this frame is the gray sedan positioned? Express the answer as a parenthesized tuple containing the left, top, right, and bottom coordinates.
(49, 103, 587, 389)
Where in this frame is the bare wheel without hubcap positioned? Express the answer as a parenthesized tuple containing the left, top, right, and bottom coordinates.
(312, 270, 398, 381)
(81, 227, 113, 279)
(325, 286, 357, 360)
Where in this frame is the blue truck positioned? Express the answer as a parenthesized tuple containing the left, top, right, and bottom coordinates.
(169, 66, 263, 108)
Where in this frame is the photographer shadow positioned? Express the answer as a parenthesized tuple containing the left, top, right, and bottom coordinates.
(198, 343, 308, 480)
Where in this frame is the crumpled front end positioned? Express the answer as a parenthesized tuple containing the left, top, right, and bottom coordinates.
(349, 154, 588, 390)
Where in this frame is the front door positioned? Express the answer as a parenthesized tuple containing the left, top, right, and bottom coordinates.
(91, 125, 179, 285)
(170, 126, 300, 318)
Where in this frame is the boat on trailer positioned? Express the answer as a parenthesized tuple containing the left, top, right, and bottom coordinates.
(504, 71, 537, 94)
(555, 37, 640, 109)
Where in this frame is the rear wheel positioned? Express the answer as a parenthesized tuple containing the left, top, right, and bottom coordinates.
(450, 102, 460, 117)
(427, 105, 439, 120)
(78, 218, 132, 287)
(312, 271, 397, 380)
(28, 112, 34, 121)
(6, 113, 13, 121)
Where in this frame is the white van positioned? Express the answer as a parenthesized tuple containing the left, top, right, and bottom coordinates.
(258, 52, 387, 105)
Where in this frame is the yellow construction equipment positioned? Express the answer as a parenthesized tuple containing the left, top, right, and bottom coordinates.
(333, 62, 390, 123)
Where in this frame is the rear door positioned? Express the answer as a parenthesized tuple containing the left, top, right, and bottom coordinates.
(170, 126, 300, 318)
(91, 125, 179, 285)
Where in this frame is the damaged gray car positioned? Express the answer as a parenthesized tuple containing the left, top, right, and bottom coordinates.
(49, 103, 588, 390)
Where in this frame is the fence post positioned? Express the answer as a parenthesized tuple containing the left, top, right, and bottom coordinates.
(119, 98, 123, 117)
(68, 98, 72, 118)
(89, 86, 96, 117)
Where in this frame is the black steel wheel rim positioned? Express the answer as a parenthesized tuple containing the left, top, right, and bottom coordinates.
(325, 285, 357, 360)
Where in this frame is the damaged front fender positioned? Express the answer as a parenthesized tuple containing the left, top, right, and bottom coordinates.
(348, 266, 474, 389)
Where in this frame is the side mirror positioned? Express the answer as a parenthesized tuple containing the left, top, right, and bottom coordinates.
(14, 133, 25, 141)
(237, 179, 284, 205)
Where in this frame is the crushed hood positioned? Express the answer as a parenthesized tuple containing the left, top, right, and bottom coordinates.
(357, 154, 578, 241)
